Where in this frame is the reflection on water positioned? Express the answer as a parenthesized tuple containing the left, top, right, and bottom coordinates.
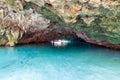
(0, 42, 120, 80)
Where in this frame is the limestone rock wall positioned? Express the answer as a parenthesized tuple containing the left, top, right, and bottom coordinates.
(0, 0, 120, 49)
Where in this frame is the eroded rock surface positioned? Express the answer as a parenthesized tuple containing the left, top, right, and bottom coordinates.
(0, 0, 120, 49)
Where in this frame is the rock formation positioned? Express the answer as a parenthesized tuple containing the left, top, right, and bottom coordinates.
(0, 0, 120, 49)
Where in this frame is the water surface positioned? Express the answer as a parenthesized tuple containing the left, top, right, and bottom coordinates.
(0, 42, 120, 80)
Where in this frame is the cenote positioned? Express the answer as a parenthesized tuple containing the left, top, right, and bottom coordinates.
(0, 41, 120, 80)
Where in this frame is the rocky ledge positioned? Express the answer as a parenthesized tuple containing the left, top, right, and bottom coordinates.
(18, 28, 120, 50)
(77, 33, 120, 50)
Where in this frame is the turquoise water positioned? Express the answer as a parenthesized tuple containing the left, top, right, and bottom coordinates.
(0, 42, 120, 80)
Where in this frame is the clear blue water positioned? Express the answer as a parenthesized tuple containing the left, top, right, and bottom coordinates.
(0, 42, 120, 80)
